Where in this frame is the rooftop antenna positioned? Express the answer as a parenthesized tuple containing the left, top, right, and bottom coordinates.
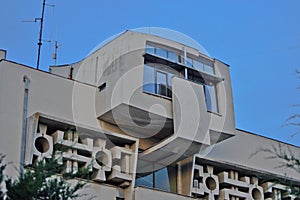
(52, 41, 62, 65)
(22, 0, 55, 70)
(36, 0, 46, 70)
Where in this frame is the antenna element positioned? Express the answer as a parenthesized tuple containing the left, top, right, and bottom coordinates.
(36, 0, 46, 70)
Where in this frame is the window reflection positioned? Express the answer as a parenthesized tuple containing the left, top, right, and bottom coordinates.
(168, 51, 177, 62)
(135, 165, 177, 193)
(193, 60, 204, 71)
(146, 43, 215, 75)
(144, 43, 219, 113)
(204, 85, 218, 113)
(156, 47, 168, 58)
(186, 57, 193, 68)
(145, 44, 155, 55)
(143, 64, 176, 98)
(204, 64, 214, 74)
(145, 44, 180, 63)
(156, 71, 167, 96)
(135, 172, 153, 188)
(186, 56, 214, 75)
(143, 65, 155, 94)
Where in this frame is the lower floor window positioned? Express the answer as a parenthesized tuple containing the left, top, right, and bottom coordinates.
(135, 165, 177, 193)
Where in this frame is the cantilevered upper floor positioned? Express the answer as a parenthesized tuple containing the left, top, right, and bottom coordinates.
(50, 29, 236, 158)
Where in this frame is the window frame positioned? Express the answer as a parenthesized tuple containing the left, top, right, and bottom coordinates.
(143, 64, 174, 99)
(155, 70, 168, 97)
(144, 42, 220, 114)
(204, 84, 219, 113)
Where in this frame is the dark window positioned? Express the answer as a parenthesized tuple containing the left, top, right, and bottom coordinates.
(187, 68, 204, 84)
(135, 166, 177, 193)
(98, 82, 106, 92)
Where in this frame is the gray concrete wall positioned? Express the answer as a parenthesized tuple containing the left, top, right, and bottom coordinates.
(0, 60, 139, 199)
(134, 187, 197, 200)
(203, 128, 300, 180)
(0, 60, 99, 176)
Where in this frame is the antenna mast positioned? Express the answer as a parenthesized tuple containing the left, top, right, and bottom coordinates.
(52, 41, 62, 65)
(36, 0, 46, 70)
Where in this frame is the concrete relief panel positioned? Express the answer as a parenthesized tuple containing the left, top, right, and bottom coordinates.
(24, 113, 138, 189)
(191, 165, 219, 199)
(191, 155, 297, 200)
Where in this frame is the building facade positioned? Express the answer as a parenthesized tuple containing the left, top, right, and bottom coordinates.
(0, 28, 300, 199)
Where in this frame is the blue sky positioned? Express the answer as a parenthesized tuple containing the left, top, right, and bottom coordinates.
(1, 0, 300, 145)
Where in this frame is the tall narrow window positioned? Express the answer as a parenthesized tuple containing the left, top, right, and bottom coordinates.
(186, 57, 193, 68)
(168, 73, 174, 97)
(156, 71, 167, 96)
(204, 85, 218, 113)
(143, 64, 175, 98)
(143, 65, 155, 94)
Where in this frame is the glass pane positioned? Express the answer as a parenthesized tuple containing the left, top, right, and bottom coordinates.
(193, 60, 204, 71)
(188, 69, 204, 84)
(204, 65, 214, 75)
(155, 168, 171, 192)
(156, 71, 167, 96)
(156, 47, 167, 58)
(168, 51, 177, 62)
(204, 85, 218, 112)
(143, 65, 155, 94)
(186, 57, 193, 68)
(168, 73, 173, 98)
(135, 173, 153, 188)
(145, 44, 155, 54)
(178, 55, 183, 64)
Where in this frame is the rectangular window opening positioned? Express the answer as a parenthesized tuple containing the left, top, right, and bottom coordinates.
(144, 43, 219, 113)
(143, 64, 174, 98)
(204, 85, 218, 113)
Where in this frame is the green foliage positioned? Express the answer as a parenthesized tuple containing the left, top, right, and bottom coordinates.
(63, 167, 92, 180)
(0, 154, 6, 200)
(2, 156, 91, 200)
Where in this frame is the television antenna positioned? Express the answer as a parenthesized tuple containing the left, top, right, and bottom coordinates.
(22, 0, 55, 69)
(52, 41, 62, 65)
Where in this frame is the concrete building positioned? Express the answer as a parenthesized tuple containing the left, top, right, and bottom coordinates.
(0, 28, 300, 199)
